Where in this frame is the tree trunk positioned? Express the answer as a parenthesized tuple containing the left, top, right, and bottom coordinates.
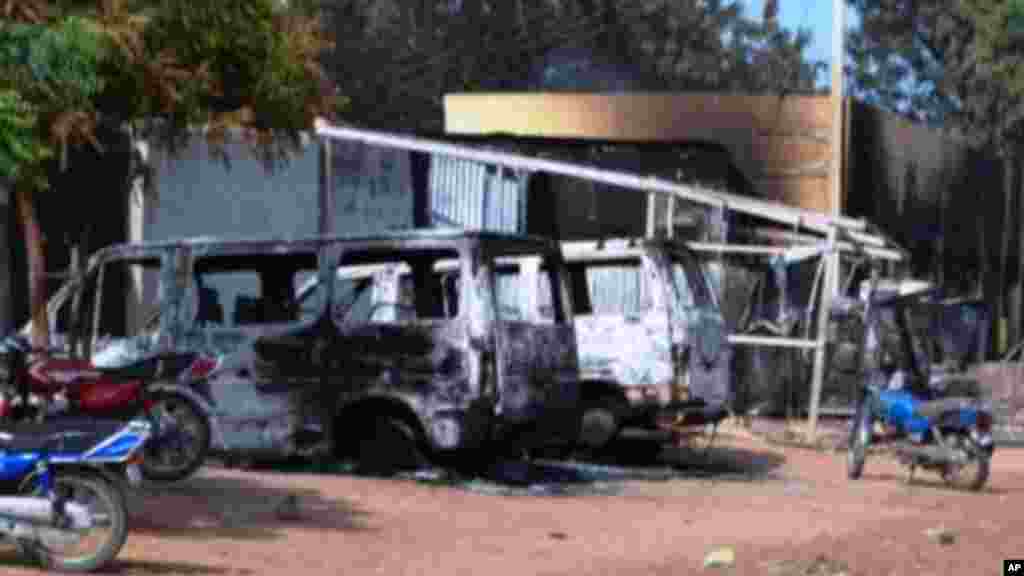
(15, 187, 47, 348)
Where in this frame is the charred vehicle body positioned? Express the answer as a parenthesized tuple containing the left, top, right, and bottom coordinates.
(557, 238, 732, 452)
(8, 231, 582, 473)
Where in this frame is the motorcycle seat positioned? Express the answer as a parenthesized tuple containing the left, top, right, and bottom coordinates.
(0, 419, 127, 453)
(93, 357, 161, 380)
(913, 397, 976, 420)
(93, 353, 195, 381)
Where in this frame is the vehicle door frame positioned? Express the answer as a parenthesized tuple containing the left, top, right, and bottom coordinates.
(67, 247, 173, 361)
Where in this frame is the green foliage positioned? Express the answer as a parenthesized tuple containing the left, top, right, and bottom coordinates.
(0, 17, 108, 188)
(848, 0, 1024, 152)
(0, 0, 339, 187)
(327, 0, 824, 132)
(0, 90, 50, 184)
(134, 0, 338, 164)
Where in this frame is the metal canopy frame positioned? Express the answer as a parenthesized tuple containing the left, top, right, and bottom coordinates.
(313, 118, 906, 436)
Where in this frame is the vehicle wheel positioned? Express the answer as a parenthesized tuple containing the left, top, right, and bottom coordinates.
(847, 401, 871, 480)
(140, 391, 212, 483)
(28, 472, 128, 573)
(578, 395, 626, 454)
(356, 416, 428, 477)
(941, 434, 991, 492)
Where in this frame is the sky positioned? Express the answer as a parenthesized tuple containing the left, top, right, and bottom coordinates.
(741, 0, 852, 87)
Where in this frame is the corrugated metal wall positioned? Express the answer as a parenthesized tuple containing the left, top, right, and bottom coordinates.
(428, 157, 525, 232)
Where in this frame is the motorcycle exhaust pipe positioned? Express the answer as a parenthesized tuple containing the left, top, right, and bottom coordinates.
(894, 443, 961, 465)
(0, 497, 93, 530)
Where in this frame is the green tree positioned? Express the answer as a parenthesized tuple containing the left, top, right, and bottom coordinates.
(845, 0, 1024, 152)
(0, 0, 340, 344)
(325, 0, 824, 132)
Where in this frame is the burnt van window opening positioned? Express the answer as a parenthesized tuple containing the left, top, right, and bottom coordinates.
(560, 258, 649, 318)
(497, 254, 567, 324)
(70, 257, 162, 343)
(192, 253, 319, 327)
(333, 249, 462, 324)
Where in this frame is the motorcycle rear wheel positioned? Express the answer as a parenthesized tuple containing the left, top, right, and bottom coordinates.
(941, 434, 990, 492)
(140, 391, 212, 483)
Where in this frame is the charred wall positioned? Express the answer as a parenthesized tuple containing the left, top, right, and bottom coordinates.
(847, 101, 1008, 359)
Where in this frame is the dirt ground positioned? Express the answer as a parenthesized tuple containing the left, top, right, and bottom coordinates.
(2, 428, 1022, 576)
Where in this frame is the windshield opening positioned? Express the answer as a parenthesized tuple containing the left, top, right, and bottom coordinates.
(191, 252, 320, 327)
(333, 248, 462, 325)
(490, 251, 568, 324)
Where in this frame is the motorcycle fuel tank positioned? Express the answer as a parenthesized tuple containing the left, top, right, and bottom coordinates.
(878, 389, 930, 435)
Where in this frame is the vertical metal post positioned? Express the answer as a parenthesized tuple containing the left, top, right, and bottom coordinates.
(314, 130, 334, 465)
(666, 195, 676, 238)
(830, 0, 845, 219)
(68, 242, 81, 358)
(318, 136, 334, 236)
(646, 191, 656, 238)
(806, 0, 846, 440)
(808, 228, 838, 438)
(518, 171, 529, 234)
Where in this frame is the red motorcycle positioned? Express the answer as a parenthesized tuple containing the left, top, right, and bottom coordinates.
(0, 334, 219, 483)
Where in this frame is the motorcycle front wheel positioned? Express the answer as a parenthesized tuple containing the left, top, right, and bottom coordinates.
(140, 390, 212, 483)
(846, 400, 872, 480)
(24, 471, 128, 573)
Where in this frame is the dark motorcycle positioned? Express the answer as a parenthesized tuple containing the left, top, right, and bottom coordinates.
(844, 277, 994, 491)
(0, 334, 217, 483)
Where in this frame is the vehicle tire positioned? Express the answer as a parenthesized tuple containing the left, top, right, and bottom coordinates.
(356, 416, 428, 477)
(847, 400, 871, 480)
(30, 472, 129, 573)
(139, 390, 212, 483)
(941, 434, 991, 492)
(578, 395, 627, 454)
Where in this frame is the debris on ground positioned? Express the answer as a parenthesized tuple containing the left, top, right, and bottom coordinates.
(923, 525, 957, 545)
(703, 546, 735, 570)
(761, 555, 849, 575)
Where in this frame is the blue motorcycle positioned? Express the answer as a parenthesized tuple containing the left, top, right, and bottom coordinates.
(0, 418, 150, 572)
(844, 279, 994, 491)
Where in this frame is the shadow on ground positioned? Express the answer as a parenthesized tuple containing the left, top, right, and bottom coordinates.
(862, 469, 1020, 495)
(205, 428, 786, 498)
(128, 472, 373, 541)
(0, 549, 231, 575)
(238, 435, 786, 497)
(607, 436, 786, 479)
(103, 559, 232, 575)
(429, 439, 784, 497)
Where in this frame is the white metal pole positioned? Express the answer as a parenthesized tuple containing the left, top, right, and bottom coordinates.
(313, 120, 871, 235)
(807, 0, 846, 439)
(808, 229, 838, 437)
(646, 191, 656, 238)
(831, 0, 845, 220)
